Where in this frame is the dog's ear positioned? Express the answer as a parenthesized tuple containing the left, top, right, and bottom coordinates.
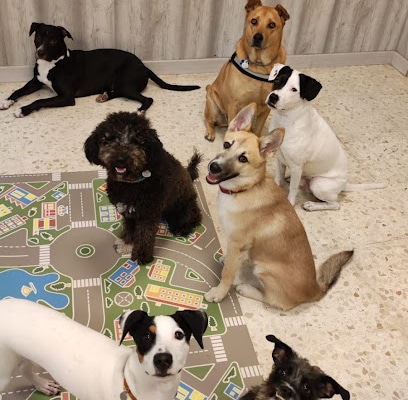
(299, 73, 322, 101)
(266, 335, 295, 365)
(275, 4, 290, 23)
(268, 63, 285, 81)
(29, 22, 42, 36)
(172, 310, 208, 349)
(119, 310, 149, 345)
(58, 26, 73, 40)
(84, 129, 102, 165)
(245, 0, 263, 14)
(260, 128, 285, 158)
(228, 103, 256, 132)
(317, 375, 350, 400)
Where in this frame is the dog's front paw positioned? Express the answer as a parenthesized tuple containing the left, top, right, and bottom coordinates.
(205, 132, 215, 142)
(133, 251, 154, 265)
(114, 238, 133, 255)
(32, 376, 60, 396)
(205, 286, 228, 303)
(13, 108, 25, 118)
(0, 99, 15, 110)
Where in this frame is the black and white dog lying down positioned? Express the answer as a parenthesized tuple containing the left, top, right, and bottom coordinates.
(0, 298, 208, 400)
(0, 22, 200, 117)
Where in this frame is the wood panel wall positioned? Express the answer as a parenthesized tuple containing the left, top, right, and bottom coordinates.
(0, 0, 407, 67)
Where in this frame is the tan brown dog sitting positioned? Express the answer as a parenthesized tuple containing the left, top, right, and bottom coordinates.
(204, 0, 289, 141)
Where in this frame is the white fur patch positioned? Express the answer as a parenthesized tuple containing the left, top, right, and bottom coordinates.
(37, 55, 65, 89)
(0, 99, 15, 110)
(13, 108, 24, 118)
(268, 63, 285, 81)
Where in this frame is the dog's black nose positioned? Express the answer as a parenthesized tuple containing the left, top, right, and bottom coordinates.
(267, 93, 279, 107)
(252, 33, 264, 47)
(209, 161, 222, 174)
(153, 352, 173, 372)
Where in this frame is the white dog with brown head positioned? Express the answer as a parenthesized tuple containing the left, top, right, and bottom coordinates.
(0, 298, 207, 400)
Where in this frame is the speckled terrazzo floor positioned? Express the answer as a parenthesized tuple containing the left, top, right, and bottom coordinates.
(0, 64, 407, 399)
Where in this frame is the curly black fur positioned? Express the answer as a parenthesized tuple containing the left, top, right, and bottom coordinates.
(240, 335, 350, 400)
(84, 111, 202, 264)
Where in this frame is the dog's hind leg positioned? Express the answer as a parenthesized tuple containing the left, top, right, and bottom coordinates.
(0, 348, 19, 392)
(235, 284, 264, 302)
(20, 360, 60, 395)
(165, 199, 201, 237)
(302, 176, 343, 211)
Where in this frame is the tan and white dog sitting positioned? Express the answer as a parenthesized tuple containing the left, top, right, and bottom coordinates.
(266, 63, 384, 211)
(0, 298, 207, 400)
(204, 0, 289, 141)
(204, 103, 353, 310)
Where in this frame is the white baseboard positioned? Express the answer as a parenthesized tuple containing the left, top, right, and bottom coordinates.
(0, 51, 407, 83)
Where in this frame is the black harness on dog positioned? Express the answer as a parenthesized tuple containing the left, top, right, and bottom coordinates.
(229, 52, 273, 83)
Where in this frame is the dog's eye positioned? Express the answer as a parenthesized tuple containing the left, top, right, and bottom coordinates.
(302, 383, 311, 395)
(291, 87, 298, 92)
(238, 154, 248, 163)
(174, 331, 185, 341)
(278, 368, 288, 376)
(251, 18, 257, 25)
(223, 142, 232, 149)
(142, 332, 152, 342)
(268, 22, 276, 29)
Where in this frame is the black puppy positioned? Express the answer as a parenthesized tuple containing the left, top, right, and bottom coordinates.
(84, 111, 202, 264)
(241, 335, 350, 400)
(0, 22, 200, 117)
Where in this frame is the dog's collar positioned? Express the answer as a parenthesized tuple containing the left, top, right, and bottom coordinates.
(219, 185, 247, 195)
(122, 378, 137, 400)
(229, 52, 274, 82)
(122, 170, 151, 184)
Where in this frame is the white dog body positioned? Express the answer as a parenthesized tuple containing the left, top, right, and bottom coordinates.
(267, 64, 383, 211)
(0, 298, 207, 400)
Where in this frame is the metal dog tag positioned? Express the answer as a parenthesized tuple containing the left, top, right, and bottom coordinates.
(120, 391, 128, 400)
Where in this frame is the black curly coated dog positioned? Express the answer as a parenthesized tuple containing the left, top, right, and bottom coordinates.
(84, 111, 202, 264)
(240, 335, 350, 400)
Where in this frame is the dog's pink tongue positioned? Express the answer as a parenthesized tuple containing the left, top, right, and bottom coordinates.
(206, 173, 219, 185)
(115, 167, 126, 174)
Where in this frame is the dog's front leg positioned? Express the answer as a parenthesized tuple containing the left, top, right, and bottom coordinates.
(287, 166, 303, 206)
(205, 246, 244, 303)
(274, 159, 286, 186)
(0, 78, 44, 110)
(15, 94, 76, 117)
(20, 360, 60, 395)
(131, 223, 158, 264)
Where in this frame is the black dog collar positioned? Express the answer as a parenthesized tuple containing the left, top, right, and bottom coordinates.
(229, 52, 273, 83)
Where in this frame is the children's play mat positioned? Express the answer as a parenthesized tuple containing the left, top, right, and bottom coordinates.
(0, 171, 262, 400)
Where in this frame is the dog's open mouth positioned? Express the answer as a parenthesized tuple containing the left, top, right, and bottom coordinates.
(206, 172, 239, 185)
(115, 167, 127, 175)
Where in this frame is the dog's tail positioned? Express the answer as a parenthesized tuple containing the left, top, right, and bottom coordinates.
(317, 250, 354, 294)
(187, 151, 202, 181)
(147, 69, 200, 91)
(344, 182, 385, 191)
